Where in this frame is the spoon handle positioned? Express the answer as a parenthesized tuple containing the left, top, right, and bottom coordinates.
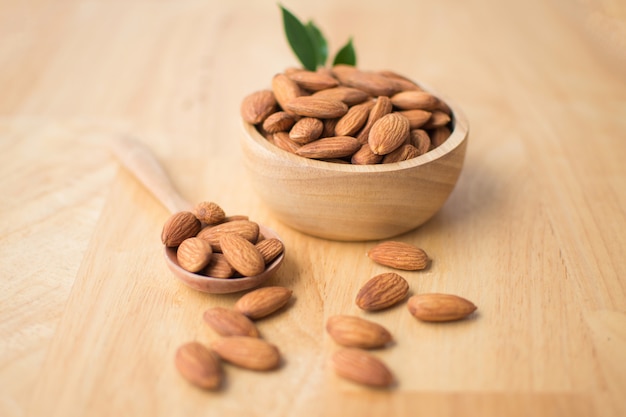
(109, 135, 192, 214)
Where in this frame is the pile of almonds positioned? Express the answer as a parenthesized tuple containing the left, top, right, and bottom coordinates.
(325, 241, 477, 388)
(241, 65, 453, 165)
(161, 201, 284, 278)
(175, 286, 293, 390)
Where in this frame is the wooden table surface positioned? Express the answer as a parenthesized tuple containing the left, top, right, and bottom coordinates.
(1, 0, 625, 416)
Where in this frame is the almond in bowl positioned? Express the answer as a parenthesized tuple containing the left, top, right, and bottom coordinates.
(240, 66, 469, 241)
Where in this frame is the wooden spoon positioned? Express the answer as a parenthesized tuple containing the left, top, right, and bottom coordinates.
(109, 135, 284, 294)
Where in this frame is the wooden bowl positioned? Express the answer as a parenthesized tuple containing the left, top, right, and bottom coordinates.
(240, 98, 469, 241)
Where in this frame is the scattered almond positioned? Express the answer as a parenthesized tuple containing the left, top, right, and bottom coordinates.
(161, 211, 202, 247)
(326, 315, 393, 349)
(203, 307, 260, 338)
(235, 286, 293, 319)
(356, 272, 409, 311)
(174, 342, 222, 390)
(331, 348, 394, 388)
(407, 293, 477, 322)
(367, 241, 430, 270)
(211, 336, 281, 371)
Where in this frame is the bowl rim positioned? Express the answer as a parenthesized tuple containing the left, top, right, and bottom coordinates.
(241, 91, 469, 173)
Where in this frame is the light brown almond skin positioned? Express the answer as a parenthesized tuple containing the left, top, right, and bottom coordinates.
(202, 253, 235, 278)
(390, 90, 440, 110)
(235, 286, 293, 319)
(295, 136, 360, 159)
(203, 307, 260, 338)
(351, 143, 383, 165)
(407, 293, 477, 322)
(289, 117, 324, 144)
(255, 238, 284, 264)
(196, 220, 259, 252)
(356, 96, 393, 144)
(193, 201, 226, 225)
(240, 90, 277, 124)
(313, 86, 370, 106)
(211, 336, 280, 371)
(398, 109, 432, 129)
(331, 348, 394, 388)
(409, 129, 431, 155)
(262, 111, 296, 133)
(286, 69, 339, 91)
(220, 234, 265, 277)
(377, 70, 423, 91)
(334, 101, 373, 136)
(174, 342, 222, 390)
(326, 315, 393, 349)
(382, 144, 420, 164)
(368, 113, 410, 155)
(177, 237, 213, 273)
(367, 241, 430, 270)
(272, 131, 301, 154)
(284, 96, 348, 119)
(272, 73, 305, 114)
(161, 211, 201, 247)
(356, 272, 409, 311)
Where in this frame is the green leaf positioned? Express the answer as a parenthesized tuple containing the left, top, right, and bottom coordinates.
(306, 20, 328, 67)
(280, 4, 318, 70)
(332, 38, 357, 67)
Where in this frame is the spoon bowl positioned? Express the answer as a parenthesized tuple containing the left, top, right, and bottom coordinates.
(109, 134, 285, 293)
(164, 225, 284, 293)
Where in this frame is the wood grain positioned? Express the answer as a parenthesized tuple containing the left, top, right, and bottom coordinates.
(0, 1, 625, 417)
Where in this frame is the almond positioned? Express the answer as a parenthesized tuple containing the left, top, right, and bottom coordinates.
(262, 111, 296, 133)
(272, 73, 305, 114)
(351, 143, 383, 165)
(235, 286, 293, 319)
(356, 272, 409, 311)
(368, 113, 410, 155)
(193, 201, 226, 225)
(203, 253, 235, 278)
(174, 342, 222, 390)
(331, 348, 394, 388)
(321, 118, 339, 137)
(197, 220, 259, 252)
(377, 70, 422, 91)
(240, 90, 277, 124)
(390, 90, 439, 110)
(313, 86, 369, 106)
(422, 110, 451, 129)
(382, 144, 420, 164)
(203, 307, 260, 338)
(177, 237, 213, 273)
(220, 234, 265, 277)
(356, 96, 392, 144)
(211, 336, 280, 371)
(287, 69, 339, 91)
(367, 241, 430, 270)
(289, 117, 324, 144)
(326, 315, 393, 349)
(341, 69, 400, 97)
(398, 109, 432, 129)
(295, 136, 360, 159)
(161, 211, 202, 247)
(256, 238, 284, 264)
(334, 101, 374, 136)
(407, 293, 477, 322)
(429, 126, 451, 148)
(284, 96, 348, 119)
(409, 129, 431, 155)
(272, 131, 301, 154)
